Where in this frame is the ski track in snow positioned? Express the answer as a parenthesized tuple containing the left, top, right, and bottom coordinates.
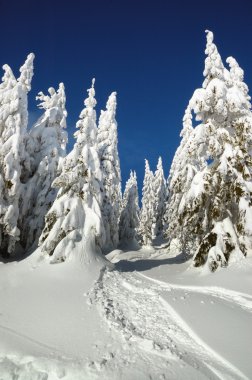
(0, 324, 63, 355)
(91, 268, 249, 380)
(137, 272, 252, 313)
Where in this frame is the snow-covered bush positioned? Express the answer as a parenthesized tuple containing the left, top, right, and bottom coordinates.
(0, 54, 34, 256)
(97, 92, 122, 252)
(39, 79, 105, 263)
(19, 83, 68, 250)
(119, 171, 139, 244)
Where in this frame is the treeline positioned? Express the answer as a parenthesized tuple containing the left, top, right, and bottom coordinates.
(0, 30, 251, 272)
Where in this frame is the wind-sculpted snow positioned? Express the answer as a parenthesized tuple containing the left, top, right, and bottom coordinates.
(91, 268, 249, 380)
(138, 272, 252, 313)
(0, 247, 252, 379)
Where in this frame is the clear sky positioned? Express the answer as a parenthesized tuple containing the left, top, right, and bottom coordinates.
(1, 0, 252, 191)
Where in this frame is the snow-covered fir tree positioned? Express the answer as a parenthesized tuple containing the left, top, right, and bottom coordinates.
(39, 79, 105, 263)
(20, 83, 68, 250)
(152, 157, 167, 239)
(0, 53, 34, 256)
(119, 171, 139, 244)
(163, 103, 206, 253)
(138, 159, 155, 245)
(97, 91, 122, 252)
(171, 30, 252, 271)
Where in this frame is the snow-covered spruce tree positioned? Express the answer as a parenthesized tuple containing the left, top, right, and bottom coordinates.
(119, 171, 139, 244)
(39, 79, 105, 263)
(138, 159, 155, 245)
(97, 91, 122, 252)
(0, 53, 35, 256)
(152, 157, 167, 239)
(174, 30, 252, 271)
(20, 83, 68, 250)
(163, 103, 206, 253)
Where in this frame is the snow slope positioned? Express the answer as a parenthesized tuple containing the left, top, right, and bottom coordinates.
(0, 245, 252, 379)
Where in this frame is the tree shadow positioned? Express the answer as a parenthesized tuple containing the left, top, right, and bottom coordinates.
(117, 238, 142, 252)
(114, 252, 191, 272)
(0, 243, 38, 263)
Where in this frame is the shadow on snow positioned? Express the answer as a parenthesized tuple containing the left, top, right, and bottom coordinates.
(114, 252, 190, 273)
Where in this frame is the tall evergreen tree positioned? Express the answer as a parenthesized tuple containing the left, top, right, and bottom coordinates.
(138, 160, 155, 245)
(119, 171, 139, 244)
(163, 103, 206, 253)
(20, 83, 68, 249)
(152, 157, 167, 239)
(170, 30, 252, 271)
(39, 79, 105, 263)
(0, 53, 34, 256)
(97, 91, 122, 252)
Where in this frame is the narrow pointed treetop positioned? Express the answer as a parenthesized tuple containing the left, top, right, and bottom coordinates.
(0, 65, 16, 90)
(106, 91, 117, 115)
(143, 159, 153, 182)
(180, 105, 193, 138)
(76, 79, 97, 146)
(98, 91, 118, 152)
(18, 53, 35, 91)
(156, 156, 163, 171)
(154, 157, 166, 186)
(203, 30, 225, 88)
(125, 171, 138, 194)
(142, 159, 154, 196)
(226, 57, 251, 106)
(227, 56, 244, 83)
(83, 78, 96, 109)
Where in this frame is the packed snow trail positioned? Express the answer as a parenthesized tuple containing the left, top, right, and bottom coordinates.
(137, 270, 252, 378)
(92, 268, 249, 380)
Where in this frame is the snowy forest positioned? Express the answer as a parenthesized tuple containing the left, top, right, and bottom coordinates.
(0, 30, 251, 272)
(1, 30, 252, 380)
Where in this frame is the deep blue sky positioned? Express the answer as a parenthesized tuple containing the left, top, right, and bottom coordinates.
(1, 0, 252, 192)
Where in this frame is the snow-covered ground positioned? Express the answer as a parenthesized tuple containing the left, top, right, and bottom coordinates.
(0, 245, 252, 379)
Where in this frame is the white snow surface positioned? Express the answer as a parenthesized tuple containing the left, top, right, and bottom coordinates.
(0, 244, 252, 379)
